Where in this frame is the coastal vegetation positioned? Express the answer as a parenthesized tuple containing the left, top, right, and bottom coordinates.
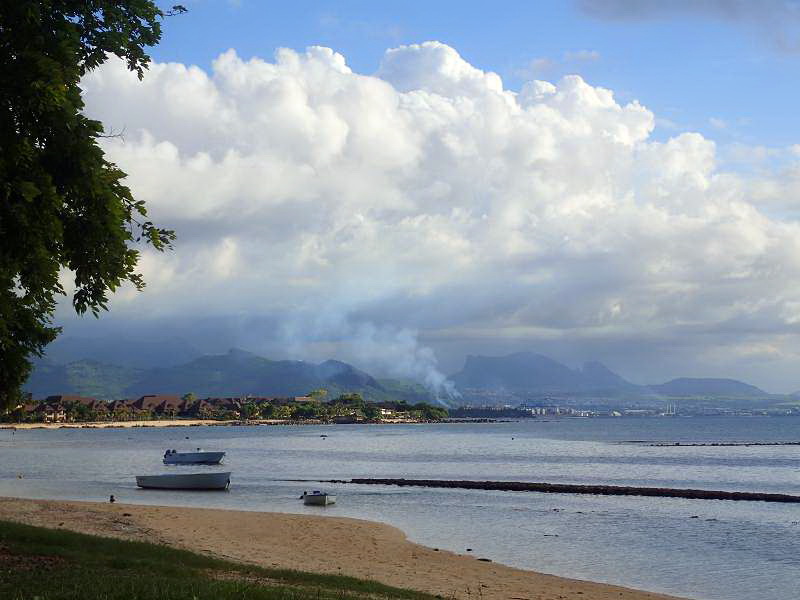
(0, 519, 434, 600)
(2, 392, 449, 424)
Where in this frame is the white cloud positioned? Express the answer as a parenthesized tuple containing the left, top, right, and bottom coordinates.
(709, 116, 728, 130)
(75, 41, 800, 391)
(724, 142, 779, 164)
(655, 116, 680, 131)
(515, 50, 600, 81)
(564, 49, 601, 61)
(514, 57, 556, 79)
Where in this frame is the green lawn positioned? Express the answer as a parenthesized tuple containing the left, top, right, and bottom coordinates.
(0, 520, 437, 600)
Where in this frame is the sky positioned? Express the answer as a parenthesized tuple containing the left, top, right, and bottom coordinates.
(56, 0, 800, 392)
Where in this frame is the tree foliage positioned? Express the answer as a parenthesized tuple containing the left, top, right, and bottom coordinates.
(0, 2, 179, 409)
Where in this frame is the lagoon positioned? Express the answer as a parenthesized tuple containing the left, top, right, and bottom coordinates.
(1, 416, 798, 600)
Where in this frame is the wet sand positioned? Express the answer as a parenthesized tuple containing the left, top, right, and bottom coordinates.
(0, 497, 685, 600)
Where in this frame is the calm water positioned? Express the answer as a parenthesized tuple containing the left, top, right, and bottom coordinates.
(1, 417, 799, 600)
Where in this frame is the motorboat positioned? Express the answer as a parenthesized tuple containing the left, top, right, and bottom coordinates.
(301, 490, 336, 506)
(163, 448, 225, 465)
(136, 471, 231, 490)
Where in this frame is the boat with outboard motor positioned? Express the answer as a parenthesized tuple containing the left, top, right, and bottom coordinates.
(301, 490, 336, 505)
(163, 448, 225, 465)
(136, 471, 231, 490)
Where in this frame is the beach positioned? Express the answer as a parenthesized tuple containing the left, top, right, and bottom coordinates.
(0, 496, 682, 600)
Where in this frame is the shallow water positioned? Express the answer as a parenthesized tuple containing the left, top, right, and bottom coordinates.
(1, 416, 798, 600)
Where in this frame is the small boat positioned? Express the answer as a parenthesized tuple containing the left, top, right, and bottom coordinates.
(136, 472, 231, 490)
(163, 448, 225, 465)
(301, 490, 336, 506)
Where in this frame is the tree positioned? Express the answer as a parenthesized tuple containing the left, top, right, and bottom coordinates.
(73, 401, 95, 422)
(415, 403, 448, 421)
(363, 404, 380, 420)
(333, 392, 365, 407)
(0, 2, 182, 410)
(291, 403, 319, 420)
(240, 402, 259, 420)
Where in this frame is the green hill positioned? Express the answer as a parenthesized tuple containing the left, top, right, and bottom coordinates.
(24, 359, 141, 399)
(25, 349, 432, 403)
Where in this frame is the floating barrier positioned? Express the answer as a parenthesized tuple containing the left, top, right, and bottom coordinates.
(325, 478, 800, 503)
(645, 441, 800, 447)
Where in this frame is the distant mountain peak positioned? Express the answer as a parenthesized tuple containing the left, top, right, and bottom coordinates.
(582, 360, 613, 373)
(226, 347, 258, 359)
(319, 359, 349, 368)
(452, 352, 644, 400)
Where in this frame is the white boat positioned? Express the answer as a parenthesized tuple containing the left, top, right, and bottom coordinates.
(136, 472, 231, 490)
(163, 448, 225, 465)
(301, 490, 336, 506)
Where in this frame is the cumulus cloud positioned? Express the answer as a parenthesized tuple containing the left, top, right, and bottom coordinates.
(74, 41, 800, 391)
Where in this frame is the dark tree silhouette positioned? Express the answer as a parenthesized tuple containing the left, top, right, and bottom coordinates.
(0, 2, 182, 409)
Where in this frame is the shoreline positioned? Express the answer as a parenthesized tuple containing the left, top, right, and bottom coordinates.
(0, 496, 684, 600)
(0, 418, 498, 430)
(0, 419, 272, 430)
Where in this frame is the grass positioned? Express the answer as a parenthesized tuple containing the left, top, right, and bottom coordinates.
(0, 520, 437, 600)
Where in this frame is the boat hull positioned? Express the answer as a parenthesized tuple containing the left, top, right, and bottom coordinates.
(136, 472, 231, 490)
(163, 451, 225, 465)
(303, 494, 336, 506)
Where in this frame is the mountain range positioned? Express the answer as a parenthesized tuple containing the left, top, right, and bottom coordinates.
(24, 347, 778, 405)
(25, 348, 430, 403)
(450, 353, 641, 397)
(449, 352, 773, 403)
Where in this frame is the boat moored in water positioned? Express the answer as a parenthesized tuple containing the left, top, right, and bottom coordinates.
(136, 472, 231, 490)
(163, 448, 225, 465)
(301, 490, 336, 506)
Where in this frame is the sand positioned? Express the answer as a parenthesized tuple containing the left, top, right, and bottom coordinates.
(0, 497, 684, 600)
